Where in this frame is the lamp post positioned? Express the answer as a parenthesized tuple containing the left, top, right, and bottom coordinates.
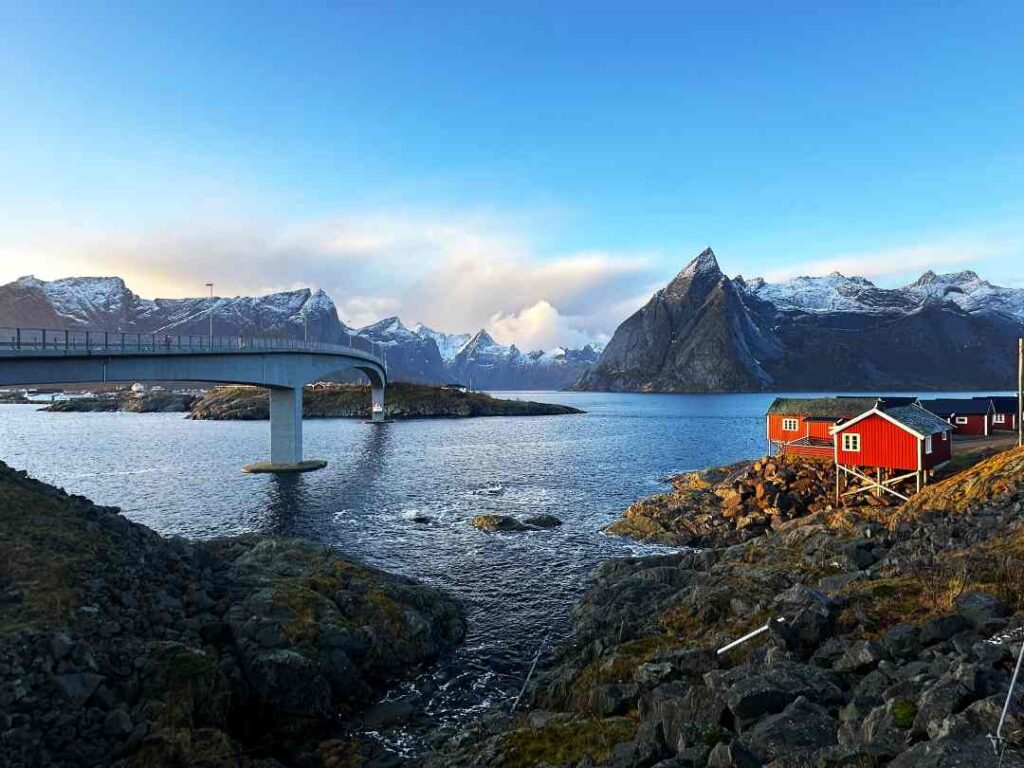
(205, 283, 214, 345)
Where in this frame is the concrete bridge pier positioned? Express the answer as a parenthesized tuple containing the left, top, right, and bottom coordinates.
(372, 384, 386, 422)
(269, 387, 304, 464)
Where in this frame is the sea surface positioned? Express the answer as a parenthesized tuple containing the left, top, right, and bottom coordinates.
(0, 390, 997, 752)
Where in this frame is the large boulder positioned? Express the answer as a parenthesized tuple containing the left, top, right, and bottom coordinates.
(746, 696, 838, 763)
(720, 661, 843, 723)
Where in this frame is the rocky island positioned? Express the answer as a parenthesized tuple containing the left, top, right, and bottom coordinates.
(0, 461, 465, 767)
(432, 448, 1024, 767)
(42, 389, 197, 414)
(188, 382, 583, 420)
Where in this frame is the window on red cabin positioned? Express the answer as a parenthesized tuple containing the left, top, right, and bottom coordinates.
(782, 418, 799, 431)
(841, 433, 860, 452)
(994, 414, 1005, 424)
(954, 416, 968, 425)
(925, 435, 933, 454)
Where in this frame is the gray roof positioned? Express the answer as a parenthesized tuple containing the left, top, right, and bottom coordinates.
(882, 404, 953, 436)
(767, 397, 879, 418)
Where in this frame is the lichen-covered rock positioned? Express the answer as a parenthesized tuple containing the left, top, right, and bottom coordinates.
(0, 460, 465, 767)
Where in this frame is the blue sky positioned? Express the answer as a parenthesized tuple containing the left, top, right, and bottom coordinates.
(1, 1, 1022, 347)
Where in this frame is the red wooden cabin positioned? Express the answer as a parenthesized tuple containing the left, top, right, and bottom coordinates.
(766, 396, 916, 459)
(918, 398, 995, 436)
(974, 396, 1019, 432)
(832, 404, 953, 500)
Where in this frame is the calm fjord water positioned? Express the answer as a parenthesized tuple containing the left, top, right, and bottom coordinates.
(0, 392, 803, 743)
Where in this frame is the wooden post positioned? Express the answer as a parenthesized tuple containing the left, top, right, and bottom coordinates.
(1018, 337, 1022, 448)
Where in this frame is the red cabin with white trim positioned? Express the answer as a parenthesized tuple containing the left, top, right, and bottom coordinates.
(832, 405, 953, 473)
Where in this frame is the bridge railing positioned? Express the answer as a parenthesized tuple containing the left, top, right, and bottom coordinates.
(0, 327, 385, 363)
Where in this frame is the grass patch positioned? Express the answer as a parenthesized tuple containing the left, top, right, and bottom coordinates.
(891, 699, 917, 729)
(500, 717, 637, 768)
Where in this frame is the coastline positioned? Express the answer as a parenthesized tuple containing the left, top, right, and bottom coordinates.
(432, 447, 1024, 767)
(0, 461, 465, 767)
(39, 382, 583, 420)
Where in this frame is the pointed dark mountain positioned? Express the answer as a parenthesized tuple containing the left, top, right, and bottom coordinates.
(577, 249, 1024, 392)
(575, 248, 779, 391)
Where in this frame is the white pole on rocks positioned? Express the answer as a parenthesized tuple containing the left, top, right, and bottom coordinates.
(991, 633, 1024, 764)
(1017, 337, 1022, 448)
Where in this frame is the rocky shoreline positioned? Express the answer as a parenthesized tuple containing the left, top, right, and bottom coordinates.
(432, 448, 1024, 767)
(38, 382, 583, 420)
(0, 461, 465, 767)
(188, 383, 583, 420)
(42, 389, 197, 414)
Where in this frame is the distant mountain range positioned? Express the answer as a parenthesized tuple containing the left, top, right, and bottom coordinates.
(576, 248, 1024, 392)
(6, 255, 1022, 393)
(0, 275, 600, 389)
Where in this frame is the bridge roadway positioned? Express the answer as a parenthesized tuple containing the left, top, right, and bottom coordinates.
(0, 327, 388, 472)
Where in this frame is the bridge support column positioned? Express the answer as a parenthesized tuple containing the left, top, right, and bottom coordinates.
(270, 387, 303, 464)
(372, 384, 386, 422)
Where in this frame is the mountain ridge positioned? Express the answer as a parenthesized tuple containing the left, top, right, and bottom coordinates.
(0, 275, 596, 389)
(576, 248, 1024, 392)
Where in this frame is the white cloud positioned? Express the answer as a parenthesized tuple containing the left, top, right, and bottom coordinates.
(488, 300, 600, 351)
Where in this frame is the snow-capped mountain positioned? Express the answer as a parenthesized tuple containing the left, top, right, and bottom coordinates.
(579, 248, 1024, 392)
(0, 275, 348, 341)
(448, 330, 600, 389)
(0, 275, 600, 389)
(409, 323, 470, 363)
(355, 317, 446, 383)
(735, 268, 1024, 321)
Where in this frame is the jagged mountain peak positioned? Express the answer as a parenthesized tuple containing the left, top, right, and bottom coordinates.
(663, 248, 726, 302)
(682, 247, 722, 278)
(912, 270, 939, 286)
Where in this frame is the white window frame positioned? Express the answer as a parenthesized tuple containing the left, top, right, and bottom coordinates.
(954, 416, 968, 425)
(924, 435, 933, 454)
(941, 430, 948, 441)
(994, 413, 1005, 424)
(842, 433, 861, 452)
(782, 417, 799, 432)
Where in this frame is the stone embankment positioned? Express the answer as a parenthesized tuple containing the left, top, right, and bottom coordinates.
(0, 461, 465, 767)
(189, 382, 583, 420)
(431, 448, 1024, 767)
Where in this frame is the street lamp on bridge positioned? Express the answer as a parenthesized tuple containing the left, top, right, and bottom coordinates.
(205, 282, 214, 344)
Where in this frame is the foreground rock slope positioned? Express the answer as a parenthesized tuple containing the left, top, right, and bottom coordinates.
(188, 382, 583, 420)
(432, 448, 1024, 767)
(0, 461, 465, 767)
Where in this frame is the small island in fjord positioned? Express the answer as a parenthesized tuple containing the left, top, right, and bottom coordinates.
(39, 382, 583, 420)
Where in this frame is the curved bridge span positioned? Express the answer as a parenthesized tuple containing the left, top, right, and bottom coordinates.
(0, 327, 388, 471)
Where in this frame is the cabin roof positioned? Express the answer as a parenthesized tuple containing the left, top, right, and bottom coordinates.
(881, 404, 954, 436)
(919, 398, 992, 416)
(834, 404, 951, 438)
(767, 396, 916, 419)
(973, 396, 1018, 412)
(767, 397, 878, 418)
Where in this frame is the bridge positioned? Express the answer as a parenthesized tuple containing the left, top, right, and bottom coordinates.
(0, 327, 388, 472)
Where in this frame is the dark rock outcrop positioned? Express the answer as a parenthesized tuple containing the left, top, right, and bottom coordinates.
(0, 461, 465, 767)
(429, 448, 1024, 767)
